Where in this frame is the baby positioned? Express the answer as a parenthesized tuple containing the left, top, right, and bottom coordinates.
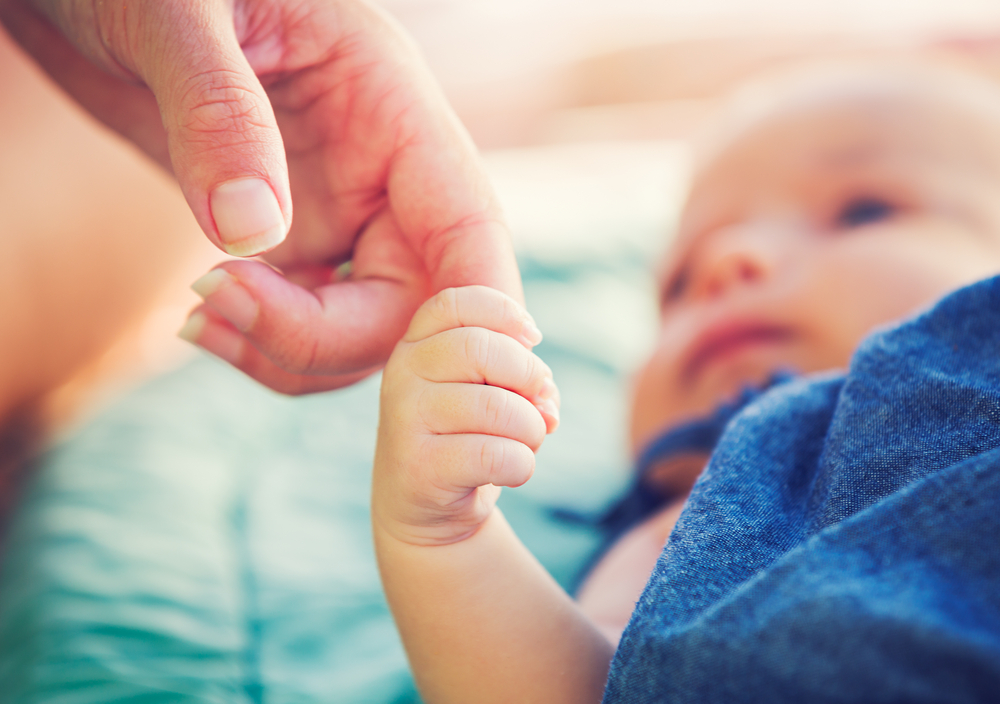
(371, 61, 1000, 703)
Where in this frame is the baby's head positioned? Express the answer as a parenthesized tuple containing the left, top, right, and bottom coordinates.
(630, 60, 1000, 458)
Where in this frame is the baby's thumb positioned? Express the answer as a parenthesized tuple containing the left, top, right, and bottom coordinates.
(138, 0, 291, 257)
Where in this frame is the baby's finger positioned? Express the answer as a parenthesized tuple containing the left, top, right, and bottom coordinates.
(418, 383, 547, 451)
(404, 286, 543, 348)
(411, 326, 557, 403)
(537, 384, 560, 434)
(426, 434, 536, 490)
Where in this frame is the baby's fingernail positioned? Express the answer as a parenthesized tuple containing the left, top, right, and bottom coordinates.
(538, 398, 560, 426)
(177, 311, 207, 344)
(210, 178, 287, 257)
(191, 269, 258, 332)
(537, 377, 557, 401)
(521, 318, 543, 347)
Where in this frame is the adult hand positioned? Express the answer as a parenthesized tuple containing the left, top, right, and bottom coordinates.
(0, 0, 521, 393)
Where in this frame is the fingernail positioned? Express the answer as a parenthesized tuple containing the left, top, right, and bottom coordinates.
(538, 398, 560, 423)
(521, 319, 543, 347)
(191, 268, 233, 298)
(193, 320, 244, 366)
(537, 377, 557, 401)
(191, 269, 258, 332)
(210, 178, 287, 257)
(177, 311, 207, 343)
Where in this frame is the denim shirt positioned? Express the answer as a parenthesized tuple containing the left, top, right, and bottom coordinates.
(604, 276, 1000, 703)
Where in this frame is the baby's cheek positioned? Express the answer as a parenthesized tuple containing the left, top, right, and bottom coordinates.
(628, 351, 680, 454)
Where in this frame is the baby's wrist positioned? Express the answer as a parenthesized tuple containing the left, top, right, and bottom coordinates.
(370, 492, 501, 549)
(372, 504, 503, 553)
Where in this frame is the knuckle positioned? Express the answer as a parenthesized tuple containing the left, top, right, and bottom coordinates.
(463, 327, 493, 373)
(485, 334, 504, 371)
(500, 293, 520, 326)
(480, 437, 507, 484)
(482, 389, 514, 434)
(91, 3, 135, 67)
(426, 288, 461, 327)
(521, 352, 539, 388)
(174, 69, 273, 139)
(266, 330, 319, 375)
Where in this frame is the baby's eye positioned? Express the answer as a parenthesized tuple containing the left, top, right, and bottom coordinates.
(662, 268, 689, 305)
(835, 196, 896, 229)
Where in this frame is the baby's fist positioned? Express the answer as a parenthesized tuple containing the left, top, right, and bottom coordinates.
(373, 286, 559, 546)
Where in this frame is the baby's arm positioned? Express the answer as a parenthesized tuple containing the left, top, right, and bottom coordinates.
(372, 286, 615, 704)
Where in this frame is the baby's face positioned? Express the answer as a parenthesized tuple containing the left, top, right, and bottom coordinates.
(630, 78, 1000, 453)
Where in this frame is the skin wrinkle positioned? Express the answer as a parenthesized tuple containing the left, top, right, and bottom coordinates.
(277, 1, 327, 65)
(82, 0, 135, 80)
(298, 318, 321, 375)
(135, 2, 209, 87)
(431, 286, 462, 330)
(381, 71, 452, 144)
(234, 0, 290, 67)
(421, 214, 509, 279)
(252, 32, 353, 101)
(268, 69, 339, 134)
(521, 354, 539, 394)
(481, 388, 504, 435)
(413, 383, 438, 435)
(174, 68, 273, 134)
(261, 305, 316, 373)
(179, 135, 278, 162)
(497, 295, 518, 333)
(478, 328, 501, 385)
(385, 91, 429, 163)
(309, 33, 384, 119)
(481, 437, 505, 489)
(240, 0, 347, 75)
(456, 328, 486, 385)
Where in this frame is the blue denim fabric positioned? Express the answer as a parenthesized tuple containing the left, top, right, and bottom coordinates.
(558, 374, 793, 594)
(604, 276, 1000, 703)
(594, 373, 795, 549)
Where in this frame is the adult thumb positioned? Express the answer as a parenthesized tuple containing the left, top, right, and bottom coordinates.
(137, 0, 291, 257)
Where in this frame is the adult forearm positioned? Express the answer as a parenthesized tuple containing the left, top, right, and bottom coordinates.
(374, 509, 614, 704)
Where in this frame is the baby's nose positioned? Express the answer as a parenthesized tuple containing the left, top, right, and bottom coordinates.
(693, 221, 783, 299)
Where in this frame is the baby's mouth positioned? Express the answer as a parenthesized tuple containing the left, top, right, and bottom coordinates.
(683, 320, 796, 381)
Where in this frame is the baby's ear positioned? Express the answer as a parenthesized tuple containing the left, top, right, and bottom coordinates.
(404, 286, 543, 348)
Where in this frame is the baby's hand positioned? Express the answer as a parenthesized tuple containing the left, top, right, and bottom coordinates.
(372, 286, 559, 547)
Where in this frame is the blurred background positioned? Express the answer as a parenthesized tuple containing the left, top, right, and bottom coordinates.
(382, 0, 1000, 147)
